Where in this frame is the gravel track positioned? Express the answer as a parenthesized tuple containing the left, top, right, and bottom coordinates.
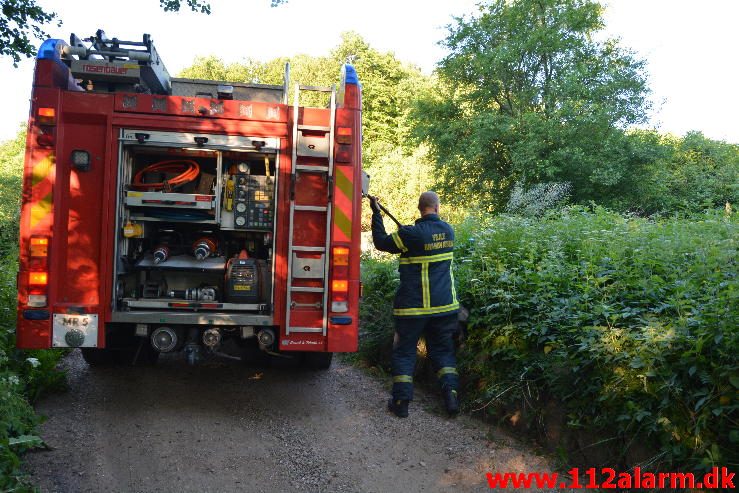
(24, 350, 555, 492)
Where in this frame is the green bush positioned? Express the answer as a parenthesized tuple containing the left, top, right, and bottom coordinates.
(615, 130, 739, 214)
(360, 207, 738, 472)
(358, 254, 398, 367)
(0, 128, 24, 256)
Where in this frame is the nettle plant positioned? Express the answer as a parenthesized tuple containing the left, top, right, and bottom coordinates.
(453, 208, 737, 471)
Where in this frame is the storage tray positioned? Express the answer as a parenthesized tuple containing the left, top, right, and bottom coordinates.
(135, 254, 226, 272)
(125, 191, 215, 210)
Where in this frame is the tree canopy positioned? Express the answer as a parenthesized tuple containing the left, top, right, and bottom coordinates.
(413, 0, 651, 210)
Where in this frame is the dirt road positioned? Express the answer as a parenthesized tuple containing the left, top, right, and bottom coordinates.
(24, 350, 554, 492)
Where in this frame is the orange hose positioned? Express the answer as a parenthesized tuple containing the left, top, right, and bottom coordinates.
(131, 160, 201, 191)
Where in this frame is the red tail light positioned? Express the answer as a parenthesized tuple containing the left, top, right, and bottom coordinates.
(30, 236, 49, 256)
(336, 127, 352, 144)
(29, 236, 49, 269)
(333, 246, 349, 266)
(331, 247, 350, 311)
(37, 107, 56, 125)
(29, 271, 48, 285)
(336, 127, 353, 163)
(331, 279, 348, 292)
(27, 237, 49, 306)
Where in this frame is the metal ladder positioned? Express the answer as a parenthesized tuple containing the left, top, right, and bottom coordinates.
(285, 84, 336, 335)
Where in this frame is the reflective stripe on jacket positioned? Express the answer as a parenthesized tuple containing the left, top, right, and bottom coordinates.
(371, 211, 459, 318)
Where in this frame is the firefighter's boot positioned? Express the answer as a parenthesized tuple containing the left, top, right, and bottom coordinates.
(443, 386, 459, 417)
(387, 398, 409, 418)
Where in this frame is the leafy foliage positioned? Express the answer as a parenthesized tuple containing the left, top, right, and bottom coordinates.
(358, 256, 397, 367)
(455, 208, 737, 471)
(621, 130, 739, 214)
(0, 0, 59, 66)
(359, 143, 436, 229)
(159, 0, 212, 14)
(413, 0, 651, 211)
(360, 208, 738, 472)
(0, 127, 24, 255)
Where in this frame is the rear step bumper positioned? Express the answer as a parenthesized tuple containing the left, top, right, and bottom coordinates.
(111, 311, 273, 326)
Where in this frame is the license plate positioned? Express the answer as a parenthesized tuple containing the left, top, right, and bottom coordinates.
(53, 314, 99, 348)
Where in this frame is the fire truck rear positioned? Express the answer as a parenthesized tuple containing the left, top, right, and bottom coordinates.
(16, 30, 364, 368)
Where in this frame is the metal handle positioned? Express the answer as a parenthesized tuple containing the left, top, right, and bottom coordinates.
(365, 195, 403, 228)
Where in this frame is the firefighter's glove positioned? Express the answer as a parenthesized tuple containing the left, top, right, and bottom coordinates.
(369, 195, 382, 214)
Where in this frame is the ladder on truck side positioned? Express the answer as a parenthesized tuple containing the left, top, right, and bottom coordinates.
(285, 84, 336, 336)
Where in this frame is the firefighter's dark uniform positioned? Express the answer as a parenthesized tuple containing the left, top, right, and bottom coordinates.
(372, 210, 459, 401)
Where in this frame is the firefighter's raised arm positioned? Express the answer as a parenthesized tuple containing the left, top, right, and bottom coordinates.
(370, 197, 418, 254)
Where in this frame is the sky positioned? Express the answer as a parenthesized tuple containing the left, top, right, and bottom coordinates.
(1, 0, 738, 143)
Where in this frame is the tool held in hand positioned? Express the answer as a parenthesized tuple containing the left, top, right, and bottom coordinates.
(366, 194, 403, 228)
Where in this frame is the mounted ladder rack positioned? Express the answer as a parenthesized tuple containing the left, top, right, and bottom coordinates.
(285, 84, 336, 335)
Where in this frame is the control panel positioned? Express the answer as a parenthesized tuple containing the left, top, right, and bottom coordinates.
(233, 174, 274, 230)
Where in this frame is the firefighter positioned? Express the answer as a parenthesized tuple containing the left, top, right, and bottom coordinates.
(369, 191, 460, 418)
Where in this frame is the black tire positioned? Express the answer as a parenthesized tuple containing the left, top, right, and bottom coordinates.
(303, 352, 333, 370)
(81, 347, 119, 366)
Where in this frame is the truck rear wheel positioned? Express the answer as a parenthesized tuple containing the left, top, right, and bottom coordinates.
(81, 347, 119, 366)
(303, 352, 333, 370)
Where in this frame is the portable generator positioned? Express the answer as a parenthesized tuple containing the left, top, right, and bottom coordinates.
(225, 256, 260, 303)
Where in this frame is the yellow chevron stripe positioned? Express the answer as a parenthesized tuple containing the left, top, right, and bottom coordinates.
(335, 167, 353, 200)
(334, 207, 352, 240)
(31, 155, 54, 186)
(333, 167, 353, 240)
(30, 192, 53, 228)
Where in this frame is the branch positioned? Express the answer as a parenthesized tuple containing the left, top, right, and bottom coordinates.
(159, 0, 211, 14)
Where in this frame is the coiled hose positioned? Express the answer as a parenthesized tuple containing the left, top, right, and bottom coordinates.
(131, 160, 200, 191)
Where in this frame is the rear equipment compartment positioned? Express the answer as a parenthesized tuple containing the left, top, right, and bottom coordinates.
(113, 131, 278, 317)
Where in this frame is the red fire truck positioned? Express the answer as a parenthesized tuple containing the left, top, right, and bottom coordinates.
(16, 30, 364, 368)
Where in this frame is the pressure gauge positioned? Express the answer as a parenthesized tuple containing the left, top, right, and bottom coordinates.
(235, 216, 246, 226)
(236, 203, 247, 213)
(237, 162, 249, 173)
